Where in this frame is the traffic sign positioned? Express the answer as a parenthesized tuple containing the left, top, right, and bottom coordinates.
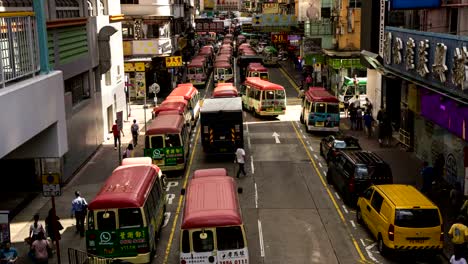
(42, 173, 61, 197)
(165, 56, 183, 67)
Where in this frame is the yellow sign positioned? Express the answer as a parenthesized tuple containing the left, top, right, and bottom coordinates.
(42, 173, 60, 185)
(263, 3, 279, 14)
(135, 62, 145, 71)
(165, 56, 183, 67)
(204, 0, 215, 9)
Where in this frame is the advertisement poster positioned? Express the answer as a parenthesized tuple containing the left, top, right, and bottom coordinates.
(204, 0, 215, 9)
(262, 3, 279, 14)
(135, 72, 146, 99)
(0, 211, 10, 244)
(298, 0, 321, 21)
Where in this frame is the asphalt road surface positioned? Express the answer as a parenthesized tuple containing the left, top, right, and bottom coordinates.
(152, 63, 448, 264)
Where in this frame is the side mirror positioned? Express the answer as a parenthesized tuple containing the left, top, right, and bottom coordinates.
(161, 174, 167, 189)
(181, 188, 186, 195)
(237, 187, 243, 194)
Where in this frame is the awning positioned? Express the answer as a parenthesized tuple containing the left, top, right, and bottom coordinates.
(360, 50, 391, 76)
(322, 49, 361, 57)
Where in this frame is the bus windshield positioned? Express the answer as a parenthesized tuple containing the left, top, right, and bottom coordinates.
(259, 72, 268, 79)
(217, 226, 245, 250)
(264, 90, 285, 100)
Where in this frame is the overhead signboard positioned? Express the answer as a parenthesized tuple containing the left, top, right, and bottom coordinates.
(242, 23, 253, 32)
(195, 20, 224, 33)
(271, 33, 288, 44)
(262, 3, 279, 14)
(390, 0, 441, 10)
(165, 56, 183, 67)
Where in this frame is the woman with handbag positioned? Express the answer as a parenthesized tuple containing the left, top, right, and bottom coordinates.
(45, 208, 62, 253)
(30, 232, 51, 264)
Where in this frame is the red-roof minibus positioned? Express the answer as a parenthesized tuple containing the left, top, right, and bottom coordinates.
(300, 87, 340, 132)
(86, 159, 166, 263)
(241, 77, 287, 116)
(180, 172, 248, 264)
(144, 113, 190, 171)
(169, 84, 201, 126)
(152, 98, 192, 128)
(247, 63, 269, 80)
(213, 84, 238, 98)
(213, 61, 234, 83)
(192, 168, 228, 179)
(188, 58, 207, 86)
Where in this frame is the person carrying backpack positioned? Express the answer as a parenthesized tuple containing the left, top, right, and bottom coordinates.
(131, 119, 139, 147)
(71, 191, 87, 237)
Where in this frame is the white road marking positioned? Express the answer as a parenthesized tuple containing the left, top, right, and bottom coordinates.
(309, 146, 314, 153)
(360, 238, 366, 247)
(254, 183, 258, 208)
(318, 162, 323, 168)
(302, 134, 306, 139)
(162, 212, 171, 228)
(365, 243, 380, 263)
(350, 220, 356, 229)
(165, 194, 175, 205)
(165, 181, 179, 192)
(322, 170, 327, 176)
(313, 154, 318, 159)
(258, 220, 265, 257)
(306, 141, 310, 145)
(334, 192, 341, 200)
(272, 132, 281, 143)
(247, 136, 251, 149)
(251, 156, 255, 174)
(342, 205, 349, 214)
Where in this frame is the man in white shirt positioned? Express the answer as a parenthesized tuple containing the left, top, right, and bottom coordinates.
(235, 147, 246, 178)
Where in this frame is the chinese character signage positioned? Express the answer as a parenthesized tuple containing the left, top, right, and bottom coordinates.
(262, 3, 279, 14)
(42, 173, 61, 197)
(87, 228, 148, 257)
(144, 147, 184, 166)
(195, 20, 224, 33)
(251, 14, 297, 32)
(165, 56, 183, 67)
(384, 27, 468, 96)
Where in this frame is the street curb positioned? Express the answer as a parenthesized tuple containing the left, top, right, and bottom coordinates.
(279, 62, 301, 87)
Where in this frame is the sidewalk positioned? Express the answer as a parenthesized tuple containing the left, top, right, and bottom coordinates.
(7, 104, 152, 264)
(279, 60, 454, 260)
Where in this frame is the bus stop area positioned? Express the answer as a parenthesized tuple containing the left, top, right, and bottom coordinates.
(4, 104, 152, 264)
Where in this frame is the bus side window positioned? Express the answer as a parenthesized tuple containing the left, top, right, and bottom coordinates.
(182, 230, 191, 253)
(118, 208, 143, 229)
(143, 203, 151, 227)
(359, 85, 366, 94)
(152, 179, 161, 201)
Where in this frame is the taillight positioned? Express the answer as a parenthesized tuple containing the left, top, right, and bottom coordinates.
(388, 224, 394, 241)
(137, 246, 149, 253)
(181, 260, 187, 264)
(89, 234, 96, 240)
(177, 158, 184, 164)
(440, 224, 444, 241)
(348, 177, 355, 192)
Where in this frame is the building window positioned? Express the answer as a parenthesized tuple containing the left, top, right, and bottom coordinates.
(449, 8, 458, 35)
(349, 0, 361, 8)
(87, 0, 94, 16)
(120, 0, 138, 3)
(65, 73, 90, 106)
(0, 0, 33, 7)
(105, 70, 111, 86)
(56, 0, 80, 18)
(98, 0, 108, 15)
(122, 23, 134, 39)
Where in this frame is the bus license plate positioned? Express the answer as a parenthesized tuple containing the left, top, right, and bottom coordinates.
(408, 239, 425, 244)
(267, 107, 273, 111)
(316, 122, 324, 126)
(220, 136, 225, 140)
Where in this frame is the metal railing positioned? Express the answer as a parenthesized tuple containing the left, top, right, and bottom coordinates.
(0, 13, 40, 88)
(68, 248, 115, 264)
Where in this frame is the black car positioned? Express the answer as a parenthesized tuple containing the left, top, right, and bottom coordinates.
(319, 135, 361, 163)
(326, 150, 393, 206)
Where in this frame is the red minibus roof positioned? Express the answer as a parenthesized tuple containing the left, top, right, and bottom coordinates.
(192, 168, 228, 179)
(170, 86, 198, 100)
(121, 157, 152, 166)
(247, 64, 268, 72)
(245, 77, 285, 91)
(216, 82, 235, 87)
(216, 57, 230, 63)
(182, 176, 242, 229)
(177, 83, 195, 88)
(165, 95, 188, 104)
(153, 101, 187, 115)
(88, 164, 161, 210)
(213, 86, 238, 98)
(305, 87, 340, 103)
(146, 114, 184, 135)
(192, 56, 207, 62)
(188, 60, 204, 67)
(214, 61, 231, 68)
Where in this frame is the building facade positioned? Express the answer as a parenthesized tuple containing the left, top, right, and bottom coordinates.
(0, 0, 125, 192)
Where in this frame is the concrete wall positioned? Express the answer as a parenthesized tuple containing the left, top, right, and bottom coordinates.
(95, 14, 126, 140)
(366, 69, 382, 117)
(337, 0, 361, 51)
(0, 71, 67, 159)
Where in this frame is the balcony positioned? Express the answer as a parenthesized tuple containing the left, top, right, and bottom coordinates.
(0, 12, 40, 88)
(304, 20, 333, 36)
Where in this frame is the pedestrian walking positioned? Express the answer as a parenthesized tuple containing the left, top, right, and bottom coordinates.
(122, 143, 134, 159)
(30, 232, 51, 264)
(0, 242, 18, 263)
(29, 214, 45, 243)
(421, 161, 434, 195)
(449, 216, 468, 258)
(365, 97, 373, 114)
(45, 208, 62, 247)
(349, 104, 356, 130)
(450, 252, 467, 264)
(356, 108, 363, 131)
(112, 119, 124, 150)
(131, 119, 139, 147)
(363, 112, 374, 138)
(71, 191, 88, 237)
(235, 147, 246, 178)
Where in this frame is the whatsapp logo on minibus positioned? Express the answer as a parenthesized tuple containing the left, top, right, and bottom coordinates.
(152, 149, 163, 159)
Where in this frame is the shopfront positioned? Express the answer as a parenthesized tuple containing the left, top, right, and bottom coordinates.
(383, 26, 468, 191)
